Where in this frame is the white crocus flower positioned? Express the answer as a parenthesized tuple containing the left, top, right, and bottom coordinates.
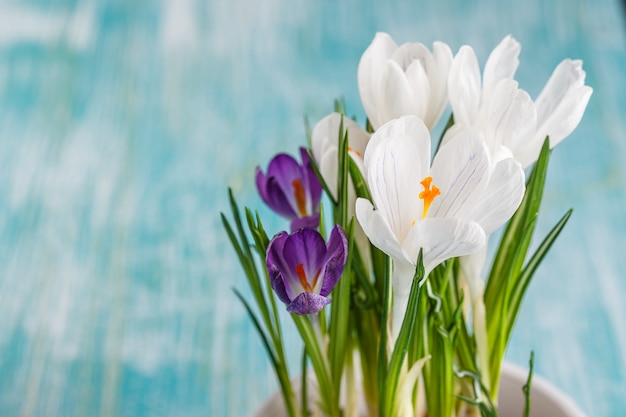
(311, 113, 372, 269)
(447, 35, 592, 168)
(311, 112, 370, 201)
(358, 32, 453, 131)
(355, 116, 524, 337)
(513, 59, 593, 167)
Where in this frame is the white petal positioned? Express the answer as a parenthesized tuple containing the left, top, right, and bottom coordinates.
(404, 59, 431, 122)
(311, 112, 370, 199)
(429, 129, 490, 220)
(379, 60, 418, 126)
(534, 59, 593, 149)
(465, 157, 525, 235)
(482, 35, 521, 103)
(403, 217, 486, 274)
(448, 45, 482, 125)
(365, 117, 431, 240)
(390, 41, 431, 72)
(355, 197, 409, 263)
(358, 32, 398, 129)
(425, 41, 454, 129)
(459, 245, 488, 301)
(391, 259, 419, 341)
(485, 79, 536, 156)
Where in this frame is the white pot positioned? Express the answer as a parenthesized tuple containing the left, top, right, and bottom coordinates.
(253, 361, 587, 417)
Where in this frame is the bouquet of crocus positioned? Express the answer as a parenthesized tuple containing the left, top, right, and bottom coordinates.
(223, 33, 592, 417)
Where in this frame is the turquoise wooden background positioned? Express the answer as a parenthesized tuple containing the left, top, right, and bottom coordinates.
(0, 0, 624, 416)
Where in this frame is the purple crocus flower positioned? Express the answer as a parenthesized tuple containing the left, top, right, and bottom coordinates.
(266, 225, 348, 315)
(256, 148, 323, 231)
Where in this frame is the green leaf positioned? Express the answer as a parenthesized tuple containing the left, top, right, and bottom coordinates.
(380, 251, 425, 417)
(523, 351, 535, 417)
(292, 314, 340, 416)
(233, 289, 299, 417)
(328, 220, 354, 390)
(505, 210, 572, 341)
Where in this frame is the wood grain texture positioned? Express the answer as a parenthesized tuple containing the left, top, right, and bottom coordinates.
(0, 0, 624, 416)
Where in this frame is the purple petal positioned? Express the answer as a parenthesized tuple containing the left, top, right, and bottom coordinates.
(263, 177, 299, 219)
(255, 167, 270, 202)
(287, 292, 331, 315)
(267, 154, 303, 211)
(300, 148, 323, 209)
(265, 231, 293, 304)
(320, 225, 348, 296)
(290, 214, 320, 232)
(283, 229, 327, 294)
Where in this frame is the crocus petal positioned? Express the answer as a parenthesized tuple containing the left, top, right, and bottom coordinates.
(364, 116, 431, 241)
(448, 45, 482, 126)
(320, 225, 348, 296)
(355, 198, 410, 264)
(379, 60, 418, 126)
(260, 176, 299, 219)
(429, 129, 490, 220)
(290, 214, 320, 232)
(403, 217, 486, 274)
(533, 59, 593, 149)
(482, 35, 521, 103)
(486, 79, 536, 159)
(459, 246, 488, 302)
(256, 168, 297, 219)
(358, 32, 397, 129)
(465, 157, 525, 235)
(426, 41, 454, 129)
(300, 148, 323, 212)
(266, 231, 293, 305)
(282, 229, 327, 294)
(287, 292, 331, 315)
(404, 58, 431, 125)
(311, 112, 370, 200)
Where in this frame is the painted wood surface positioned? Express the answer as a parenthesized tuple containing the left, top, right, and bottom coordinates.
(0, 0, 624, 416)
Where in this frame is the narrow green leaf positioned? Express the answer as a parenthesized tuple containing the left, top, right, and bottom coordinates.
(306, 148, 336, 204)
(381, 251, 425, 417)
(434, 113, 454, 154)
(348, 156, 371, 201)
(377, 255, 393, 404)
(301, 348, 309, 417)
(485, 138, 551, 307)
(505, 210, 572, 341)
(328, 220, 354, 390)
(292, 314, 340, 416)
(233, 289, 299, 417)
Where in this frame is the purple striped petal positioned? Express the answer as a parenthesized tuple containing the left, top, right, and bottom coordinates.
(283, 229, 327, 294)
(265, 226, 348, 314)
(264, 176, 300, 219)
(287, 292, 331, 315)
(265, 231, 292, 304)
(320, 226, 348, 297)
(255, 150, 322, 229)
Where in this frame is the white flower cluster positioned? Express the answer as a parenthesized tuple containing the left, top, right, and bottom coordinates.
(311, 33, 592, 338)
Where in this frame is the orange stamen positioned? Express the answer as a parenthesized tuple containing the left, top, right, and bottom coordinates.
(348, 146, 362, 157)
(291, 179, 308, 216)
(295, 264, 321, 293)
(418, 176, 440, 218)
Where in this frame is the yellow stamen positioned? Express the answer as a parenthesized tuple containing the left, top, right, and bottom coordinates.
(291, 179, 308, 216)
(419, 176, 440, 218)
